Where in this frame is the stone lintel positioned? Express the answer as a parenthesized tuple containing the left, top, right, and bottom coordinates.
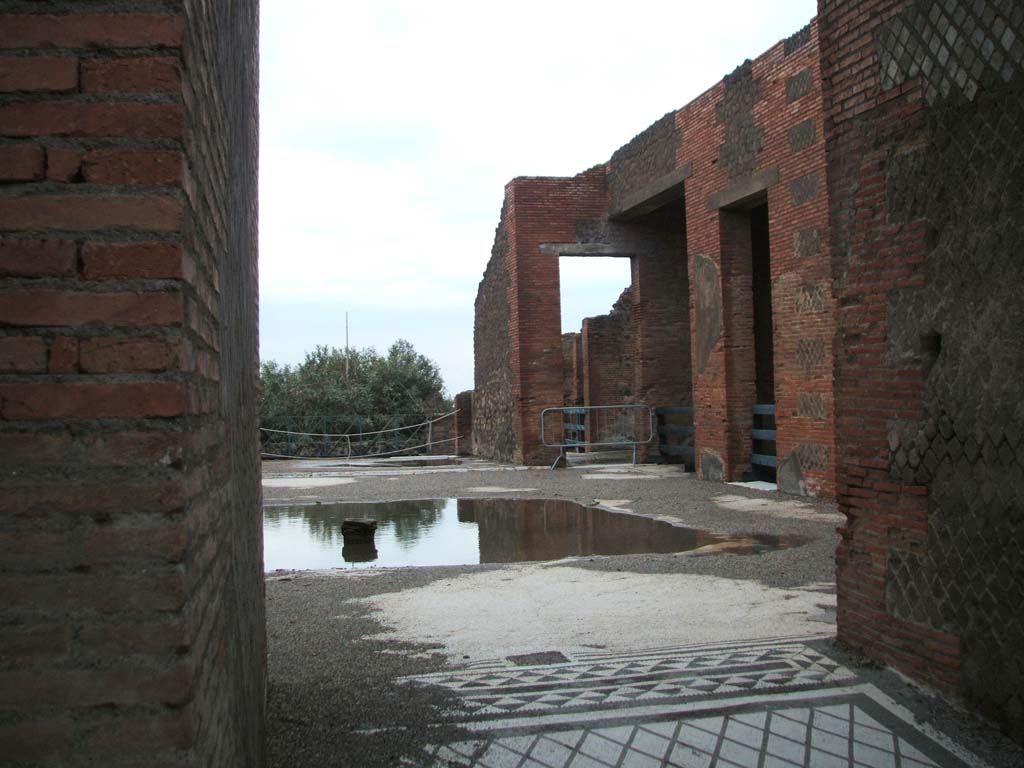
(609, 162, 693, 220)
(538, 243, 635, 258)
(707, 167, 780, 210)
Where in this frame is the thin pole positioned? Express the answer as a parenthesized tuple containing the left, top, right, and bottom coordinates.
(345, 311, 350, 381)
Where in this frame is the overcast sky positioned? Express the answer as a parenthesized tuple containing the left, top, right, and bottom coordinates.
(258, 0, 818, 395)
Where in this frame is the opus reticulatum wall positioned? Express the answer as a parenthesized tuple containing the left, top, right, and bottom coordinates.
(819, 0, 1024, 742)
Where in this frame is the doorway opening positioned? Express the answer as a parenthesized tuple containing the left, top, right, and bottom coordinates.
(751, 204, 774, 406)
(720, 197, 776, 482)
(749, 202, 776, 482)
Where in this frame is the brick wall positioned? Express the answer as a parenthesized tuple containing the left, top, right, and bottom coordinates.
(0, 2, 264, 765)
(682, 22, 836, 494)
(819, 0, 1024, 741)
(560, 332, 583, 406)
(628, 202, 691, 414)
(581, 289, 634, 409)
(472, 22, 836, 493)
(607, 112, 680, 214)
(502, 169, 609, 465)
(426, 412, 454, 456)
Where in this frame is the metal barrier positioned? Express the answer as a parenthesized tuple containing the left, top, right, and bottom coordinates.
(540, 404, 654, 469)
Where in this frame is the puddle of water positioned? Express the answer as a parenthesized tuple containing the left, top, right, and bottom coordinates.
(263, 498, 798, 571)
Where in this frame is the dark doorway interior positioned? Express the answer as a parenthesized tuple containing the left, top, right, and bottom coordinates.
(750, 204, 774, 405)
(748, 203, 776, 481)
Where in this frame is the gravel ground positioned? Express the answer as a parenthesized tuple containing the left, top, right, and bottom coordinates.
(263, 458, 1022, 767)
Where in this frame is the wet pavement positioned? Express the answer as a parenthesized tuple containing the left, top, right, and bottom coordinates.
(264, 498, 799, 571)
(263, 458, 1024, 768)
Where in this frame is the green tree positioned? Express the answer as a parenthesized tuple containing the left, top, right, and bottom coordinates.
(259, 340, 449, 433)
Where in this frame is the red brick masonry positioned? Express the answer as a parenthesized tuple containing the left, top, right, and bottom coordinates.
(474, 22, 836, 497)
(0, 3, 264, 765)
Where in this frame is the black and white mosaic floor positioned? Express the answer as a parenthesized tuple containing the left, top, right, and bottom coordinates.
(404, 637, 988, 768)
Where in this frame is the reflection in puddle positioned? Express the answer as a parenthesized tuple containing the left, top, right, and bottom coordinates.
(262, 498, 798, 571)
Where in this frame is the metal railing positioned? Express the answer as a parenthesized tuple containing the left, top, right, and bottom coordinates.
(540, 404, 654, 469)
(260, 410, 458, 459)
(260, 427, 352, 459)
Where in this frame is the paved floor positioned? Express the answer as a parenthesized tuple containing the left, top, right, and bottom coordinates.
(263, 458, 1023, 768)
(409, 637, 981, 767)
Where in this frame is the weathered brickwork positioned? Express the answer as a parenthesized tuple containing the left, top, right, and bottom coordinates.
(784, 24, 813, 56)
(582, 289, 635, 409)
(716, 62, 764, 179)
(607, 113, 679, 214)
(683, 20, 835, 495)
(473, 21, 836, 494)
(426, 412, 455, 456)
(560, 333, 583, 406)
(0, 3, 264, 765)
(454, 390, 474, 456)
(472, 170, 610, 464)
(472, 205, 516, 462)
(629, 202, 692, 416)
(820, 0, 1024, 743)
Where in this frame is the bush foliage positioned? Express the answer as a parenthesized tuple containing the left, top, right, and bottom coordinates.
(259, 340, 449, 433)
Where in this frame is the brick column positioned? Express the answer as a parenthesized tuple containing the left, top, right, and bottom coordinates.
(0, 3, 264, 765)
(717, 209, 758, 480)
(820, 0, 1024, 742)
(505, 170, 608, 465)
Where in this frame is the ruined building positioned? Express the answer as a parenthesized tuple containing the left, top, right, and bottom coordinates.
(0, 0, 1021, 764)
(473, 1, 1024, 744)
(473, 21, 836, 497)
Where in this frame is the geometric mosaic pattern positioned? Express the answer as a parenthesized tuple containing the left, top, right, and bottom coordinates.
(793, 228, 821, 260)
(795, 339, 827, 376)
(790, 172, 819, 207)
(875, 2, 1024, 735)
(878, 0, 1024, 104)
(795, 443, 831, 473)
(788, 119, 817, 154)
(425, 697, 954, 768)
(884, 411, 1023, 487)
(413, 641, 855, 719)
(405, 638, 986, 767)
(797, 393, 827, 421)
(795, 284, 826, 314)
(786, 68, 814, 103)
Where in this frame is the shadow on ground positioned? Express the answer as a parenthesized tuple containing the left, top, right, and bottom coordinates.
(266, 570, 478, 767)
